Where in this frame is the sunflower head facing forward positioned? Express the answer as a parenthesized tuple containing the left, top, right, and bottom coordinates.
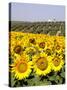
(51, 55, 64, 71)
(36, 57, 48, 71)
(32, 53, 51, 76)
(11, 40, 25, 58)
(10, 54, 32, 80)
(14, 45, 22, 54)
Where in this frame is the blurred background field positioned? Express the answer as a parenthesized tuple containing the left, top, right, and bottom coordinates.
(10, 21, 65, 36)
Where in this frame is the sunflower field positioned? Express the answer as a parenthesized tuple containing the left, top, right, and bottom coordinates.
(9, 30, 65, 87)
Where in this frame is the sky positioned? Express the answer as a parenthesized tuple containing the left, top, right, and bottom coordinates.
(11, 3, 65, 21)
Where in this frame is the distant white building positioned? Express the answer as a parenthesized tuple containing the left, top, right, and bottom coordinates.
(48, 19, 52, 22)
(48, 18, 56, 22)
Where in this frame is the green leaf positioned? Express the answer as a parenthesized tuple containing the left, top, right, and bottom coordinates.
(11, 73, 16, 87)
(43, 79, 52, 85)
(49, 75, 56, 81)
(58, 78, 63, 84)
(55, 75, 63, 84)
(26, 75, 41, 86)
(60, 71, 65, 78)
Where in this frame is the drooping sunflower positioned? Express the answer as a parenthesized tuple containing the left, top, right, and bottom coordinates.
(46, 36, 54, 50)
(32, 53, 52, 76)
(53, 36, 65, 53)
(51, 55, 64, 71)
(10, 54, 32, 80)
(44, 36, 54, 55)
(24, 46, 37, 56)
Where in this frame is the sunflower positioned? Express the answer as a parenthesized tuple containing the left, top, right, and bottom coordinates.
(55, 36, 65, 46)
(11, 39, 25, 58)
(51, 55, 64, 71)
(35, 37, 47, 52)
(35, 35, 54, 52)
(24, 47, 37, 56)
(10, 32, 24, 41)
(10, 54, 32, 80)
(46, 36, 54, 50)
(45, 48, 53, 56)
(53, 36, 65, 53)
(27, 34, 37, 47)
(10, 31, 29, 46)
(32, 53, 52, 76)
(55, 43, 64, 53)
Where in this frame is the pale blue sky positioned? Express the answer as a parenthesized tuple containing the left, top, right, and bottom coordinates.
(11, 3, 65, 21)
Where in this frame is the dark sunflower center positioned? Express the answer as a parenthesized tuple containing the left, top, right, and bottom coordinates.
(39, 42, 45, 48)
(36, 57, 48, 71)
(17, 62, 27, 73)
(56, 45, 60, 50)
(14, 45, 22, 54)
(53, 58, 61, 67)
(46, 49, 51, 55)
(29, 38, 36, 44)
